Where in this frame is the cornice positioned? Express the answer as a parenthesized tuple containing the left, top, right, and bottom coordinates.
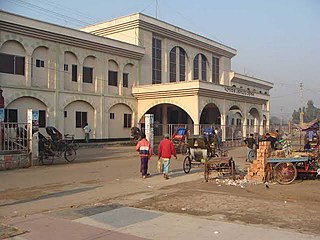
(0, 20, 144, 60)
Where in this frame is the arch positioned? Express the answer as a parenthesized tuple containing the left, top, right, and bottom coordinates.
(200, 103, 221, 124)
(6, 91, 53, 113)
(62, 96, 97, 111)
(106, 99, 136, 114)
(199, 98, 223, 116)
(108, 59, 119, 71)
(83, 55, 96, 66)
(32, 46, 49, 88)
(0, 40, 26, 55)
(108, 103, 133, 138)
(138, 99, 196, 124)
(225, 102, 245, 115)
(169, 46, 188, 82)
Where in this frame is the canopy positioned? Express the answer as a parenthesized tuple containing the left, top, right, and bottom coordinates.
(297, 119, 319, 131)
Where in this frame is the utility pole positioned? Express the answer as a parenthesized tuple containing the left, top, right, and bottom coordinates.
(155, 0, 158, 19)
(299, 82, 304, 124)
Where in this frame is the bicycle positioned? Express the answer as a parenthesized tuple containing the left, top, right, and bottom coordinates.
(64, 134, 80, 150)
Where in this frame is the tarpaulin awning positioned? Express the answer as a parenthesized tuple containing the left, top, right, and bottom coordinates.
(297, 119, 319, 131)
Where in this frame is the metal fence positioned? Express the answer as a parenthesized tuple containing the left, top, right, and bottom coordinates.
(0, 122, 30, 152)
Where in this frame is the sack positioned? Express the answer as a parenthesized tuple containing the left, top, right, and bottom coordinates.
(157, 159, 162, 173)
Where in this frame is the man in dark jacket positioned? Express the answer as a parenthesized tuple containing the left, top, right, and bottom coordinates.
(244, 133, 256, 162)
(158, 133, 177, 179)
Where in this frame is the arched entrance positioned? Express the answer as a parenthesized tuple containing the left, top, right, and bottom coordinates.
(226, 105, 243, 140)
(140, 103, 193, 137)
(248, 107, 260, 134)
(200, 103, 221, 125)
(108, 103, 133, 139)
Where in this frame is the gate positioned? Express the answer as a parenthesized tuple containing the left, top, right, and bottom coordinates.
(0, 122, 31, 170)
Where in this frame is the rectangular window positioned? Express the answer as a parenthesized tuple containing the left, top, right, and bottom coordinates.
(64, 64, 68, 71)
(152, 37, 162, 84)
(179, 48, 185, 81)
(193, 55, 199, 80)
(64, 111, 67, 118)
(4, 109, 18, 123)
(124, 113, 132, 128)
(212, 56, 219, 84)
(110, 113, 115, 119)
(39, 110, 46, 128)
(36, 59, 44, 68)
(169, 48, 176, 82)
(108, 71, 118, 86)
(76, 111, 87, 128)
(72, 64, 77, 82)
(0, 53, 25, 75)
(83, 66, 93, 83)
(201, 55, 207, 81)
(123, 73, 129, 88)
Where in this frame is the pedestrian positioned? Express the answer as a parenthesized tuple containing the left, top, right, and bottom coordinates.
(158, 133, 177, 180)
(83, 123, 91, 143)
(215, 127, 221, 150)
(244, 133, 256, 162)
(135, 132, 152, 179)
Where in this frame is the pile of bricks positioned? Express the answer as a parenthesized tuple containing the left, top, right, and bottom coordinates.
(246, 141, 272, 182)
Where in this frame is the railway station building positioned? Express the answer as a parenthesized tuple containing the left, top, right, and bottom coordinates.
(0, 11, 273, 141)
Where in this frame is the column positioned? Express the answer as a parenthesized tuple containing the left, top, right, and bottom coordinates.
(78, 63, 83, 92)
(118, 68, 123, 96)
(163, 38, 168, 83)
(220, 113, 226, 141)
(162, 105, 168, 135)
(242, 116, 247, 138)
(26, 55, 32, 87)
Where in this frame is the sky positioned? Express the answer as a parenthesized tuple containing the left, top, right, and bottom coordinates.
(1, 0, 320, 121)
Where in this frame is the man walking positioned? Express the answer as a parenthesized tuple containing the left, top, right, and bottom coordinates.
(135, 132, 152, 179)
(158, 133, 177, 180)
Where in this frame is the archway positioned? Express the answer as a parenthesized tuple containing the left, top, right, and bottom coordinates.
(248, 107, 260, 134)
(200, 103, 221, 125)
(108, 103, 133, 139)
(226, 105, 243, 140)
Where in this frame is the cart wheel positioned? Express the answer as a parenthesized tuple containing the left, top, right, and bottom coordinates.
(273, 162, 297, 185)
(204, 163, 209, 182)
(248, 150, 256, 162)
(183, 156, 192, 174)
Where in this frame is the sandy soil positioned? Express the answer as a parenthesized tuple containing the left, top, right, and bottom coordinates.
(133, 178, 320, 235)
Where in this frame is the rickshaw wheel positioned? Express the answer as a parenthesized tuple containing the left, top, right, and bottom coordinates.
(248, 149, 256, 162)
(183, 156, 192, 174)
(273, 162, 297, 185)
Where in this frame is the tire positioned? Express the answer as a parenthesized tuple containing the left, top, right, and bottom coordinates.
(204, 163, 209, 182)
(64, 146, 76, 162)
(183, 156, 192, 174)
(248, 149, 256, 162)
(273, 162, 297, 185)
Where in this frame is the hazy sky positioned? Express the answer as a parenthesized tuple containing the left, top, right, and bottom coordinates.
(1, 0, 320, 120)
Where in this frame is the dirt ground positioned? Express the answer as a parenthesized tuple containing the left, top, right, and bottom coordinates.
(133, 177, 320, 235)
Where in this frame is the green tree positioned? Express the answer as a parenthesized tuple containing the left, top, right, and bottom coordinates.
(292, 100, 320, 124)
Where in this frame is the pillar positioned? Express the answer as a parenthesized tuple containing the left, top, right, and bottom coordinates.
(162, 105, 168, 134)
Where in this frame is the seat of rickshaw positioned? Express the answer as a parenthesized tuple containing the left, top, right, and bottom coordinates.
(46, 126, 63, 141)
(205, 156, 232, 165)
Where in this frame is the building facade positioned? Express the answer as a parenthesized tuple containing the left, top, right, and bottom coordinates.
(0, 11, 273, 141)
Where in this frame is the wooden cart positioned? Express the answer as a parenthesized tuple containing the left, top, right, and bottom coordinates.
(204, 157, 235, 182)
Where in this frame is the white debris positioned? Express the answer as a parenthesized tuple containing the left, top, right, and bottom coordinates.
(214, 231, 220, 234)
(181, 207, 187, 211)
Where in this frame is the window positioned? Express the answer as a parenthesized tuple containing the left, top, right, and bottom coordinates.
(36, 59, 44, 68)
(201, 55, 207, 81)
(83, 66, 93, 83)
(76, 111, 87, 128)
(39, 110, 46, 128)
(212, 56, 219, 84)
(193, 55, 199, 80)
(64, 64, 68, 71)
(0, 53, 25, 75)
(179, 48, 186, 81)
(152, 37, 162, 84)
(169, 47, 176, 82)
(72, 64, 77, 82)
(110, 113, 115, 119)
(124, 113, 132, 128)
(4, 109, 18, 122)
(64, 111, 67, 118)
(108, 71, 118, 86)
(123, 73, 128, 88)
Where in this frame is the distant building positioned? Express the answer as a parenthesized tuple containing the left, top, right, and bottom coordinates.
(0, 11, 273, 140)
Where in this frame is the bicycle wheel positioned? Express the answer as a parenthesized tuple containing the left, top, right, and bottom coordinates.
(273, 162, 297, 185)
(183, 156, 192, 174)
(64, 146, 76, 162)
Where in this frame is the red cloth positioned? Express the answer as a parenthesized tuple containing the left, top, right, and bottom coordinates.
(136, 138, 152, 157)
(158, 138, 176, 159)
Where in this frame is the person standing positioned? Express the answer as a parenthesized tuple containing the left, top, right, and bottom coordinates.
(158, 133, 177, 179)
(83, 123, 91, 143)
(244, 133, 256, 162)
(135, 132, 152, 179)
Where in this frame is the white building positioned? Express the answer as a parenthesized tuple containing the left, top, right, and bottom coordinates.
(0, 11, 273, 141)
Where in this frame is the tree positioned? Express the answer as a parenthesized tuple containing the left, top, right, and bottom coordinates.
(292, 100, 320, 124)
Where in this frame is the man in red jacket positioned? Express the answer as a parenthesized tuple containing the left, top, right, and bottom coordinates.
(158, 133, 177, 179)
(136, 132, 152, 179)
